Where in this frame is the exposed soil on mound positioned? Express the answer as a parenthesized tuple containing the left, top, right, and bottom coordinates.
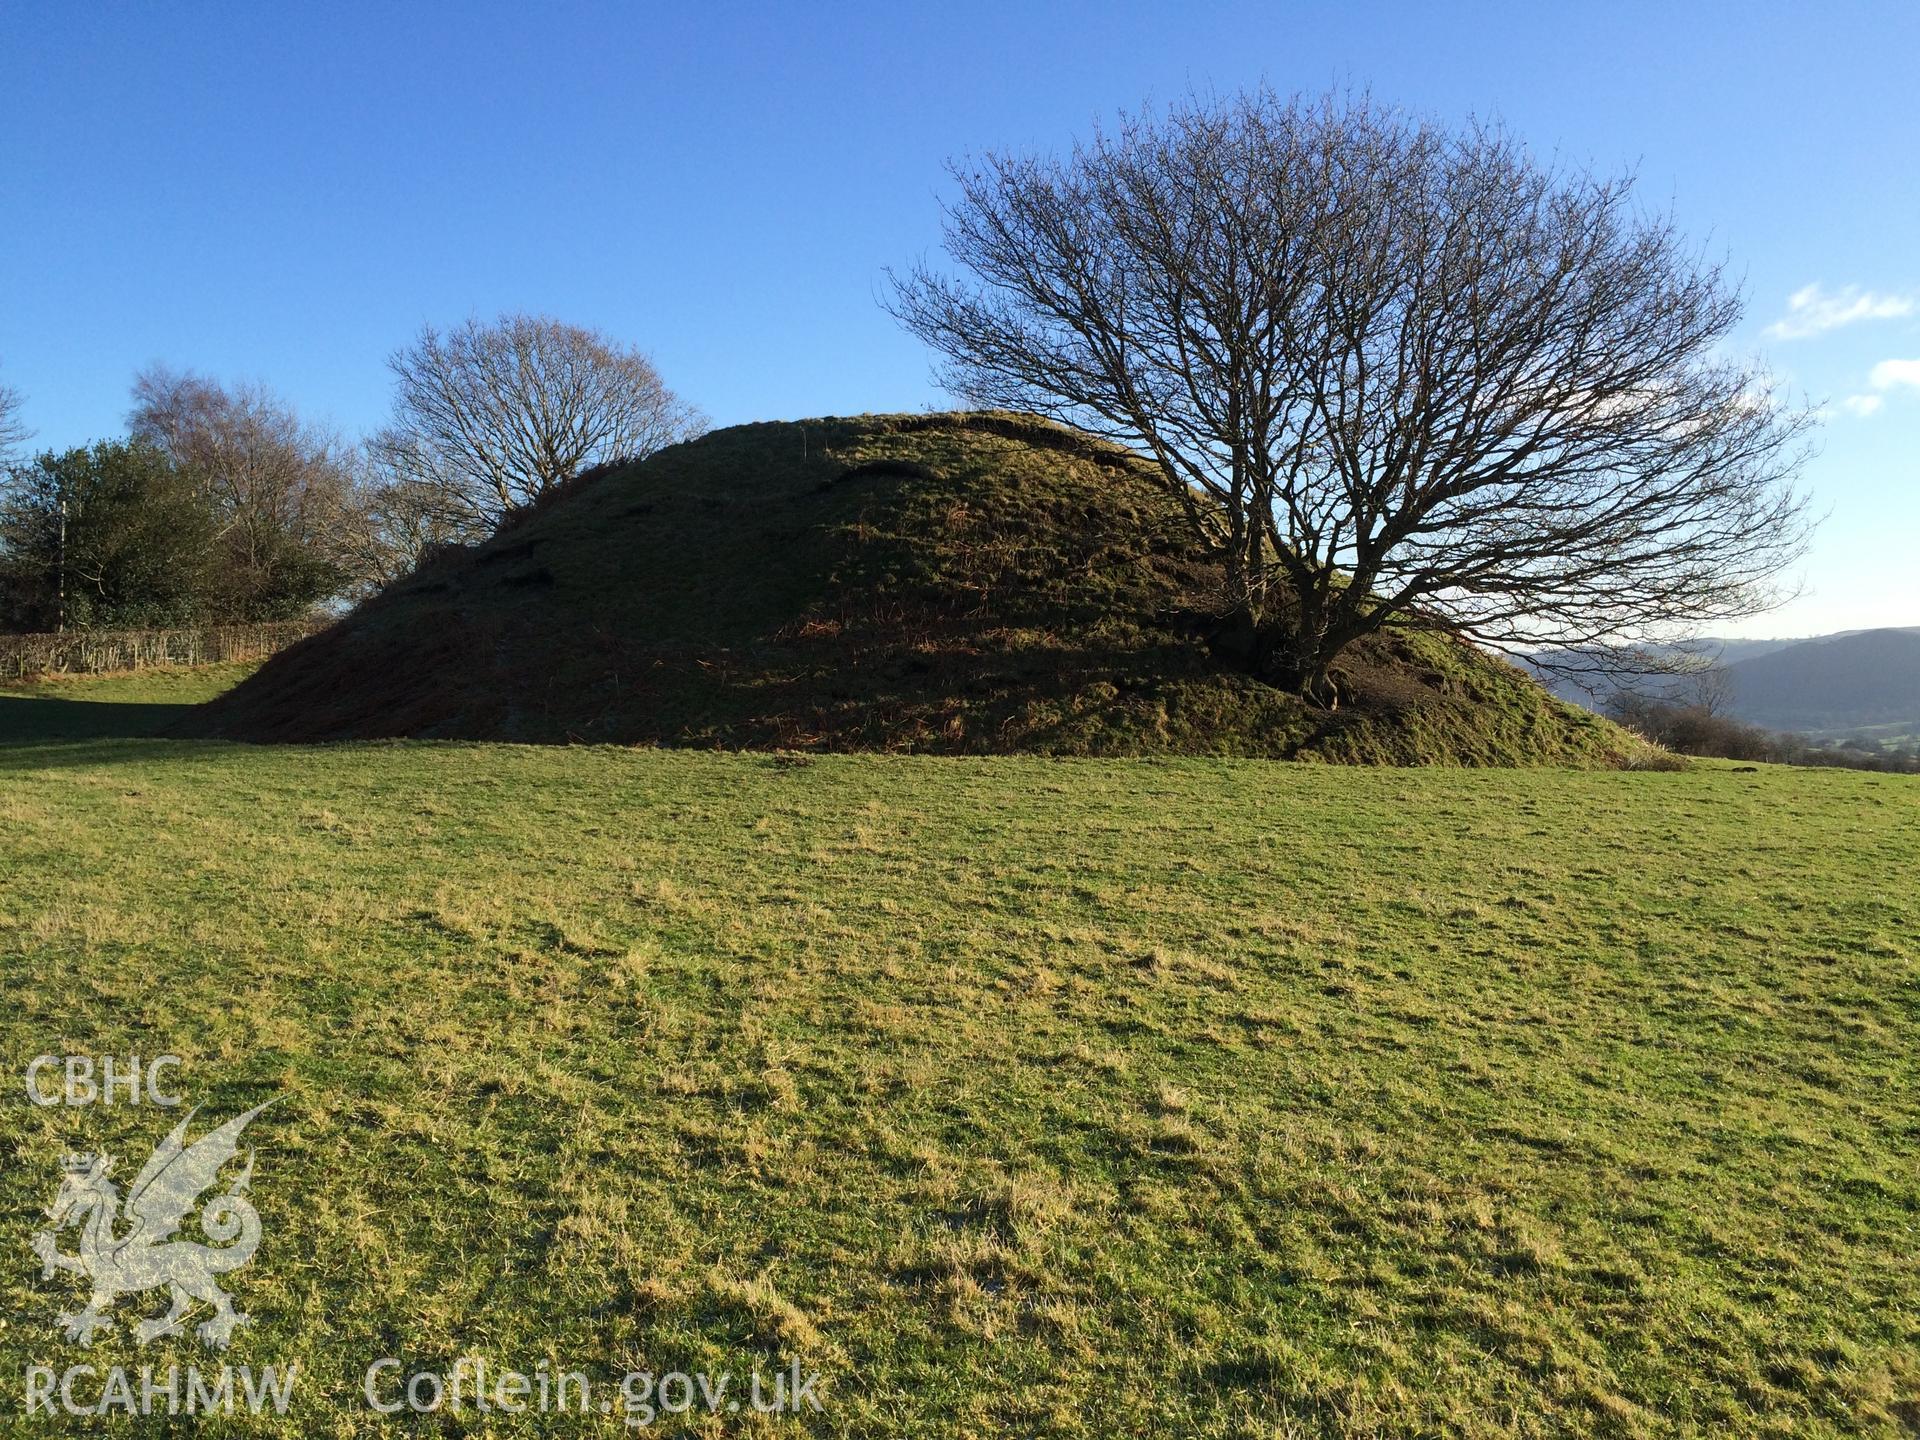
(179, 413, 1647, 765)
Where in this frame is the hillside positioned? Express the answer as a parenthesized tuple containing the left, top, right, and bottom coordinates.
(1529, 629, 1920, 740)
(182, 413, 1645, 765)
(1723, 629, 1920, 733)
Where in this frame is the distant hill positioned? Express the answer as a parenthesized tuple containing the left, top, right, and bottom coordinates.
(179, 413, 1645, 766)
(1723, 629, 1920, 733)
(1529, 628, 1920, 738)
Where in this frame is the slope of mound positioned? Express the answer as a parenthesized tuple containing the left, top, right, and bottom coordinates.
(181, 413, 1647, 764)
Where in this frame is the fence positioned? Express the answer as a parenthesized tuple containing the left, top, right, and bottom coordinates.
(0, 620, 326, 678)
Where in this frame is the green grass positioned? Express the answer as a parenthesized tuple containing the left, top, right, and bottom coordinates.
(0, 664, 257, 742)
(1, 672, 1915, 1436)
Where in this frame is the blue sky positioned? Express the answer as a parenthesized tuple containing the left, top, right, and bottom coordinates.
(2, 1, 1914, 636)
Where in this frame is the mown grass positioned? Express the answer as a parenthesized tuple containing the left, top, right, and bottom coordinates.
(0, 673, 1915, 1436)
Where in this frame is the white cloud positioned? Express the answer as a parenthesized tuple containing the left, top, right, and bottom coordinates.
(1867, 357, 1920, 392)
(1842, 357, 1920, 417)
(1766, 283, 1915, 340)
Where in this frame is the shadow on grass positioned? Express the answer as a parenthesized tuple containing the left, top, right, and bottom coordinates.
(0, 694, 200, 745)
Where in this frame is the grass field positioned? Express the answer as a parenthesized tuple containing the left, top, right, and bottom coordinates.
(1, 670, 1916, 1436)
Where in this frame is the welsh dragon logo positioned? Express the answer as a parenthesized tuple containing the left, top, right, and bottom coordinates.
(31, 1103, 274, 1349)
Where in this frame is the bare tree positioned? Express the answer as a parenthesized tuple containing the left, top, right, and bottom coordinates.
(889, 90, 1812, 700)
(0, 363, 29, 467)
(1682, 664, 1735, 718)
(333, 464, 470, 593)
(372, 313, 705, 533)
(130, 366, 361, 614)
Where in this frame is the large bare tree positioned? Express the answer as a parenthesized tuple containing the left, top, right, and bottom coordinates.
(889, 90, 1812, 700)
(372, 313, 705, 533)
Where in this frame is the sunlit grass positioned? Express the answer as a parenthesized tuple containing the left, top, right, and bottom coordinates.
(0, 675, 1914, 1436)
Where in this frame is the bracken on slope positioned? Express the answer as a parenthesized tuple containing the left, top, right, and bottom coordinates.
(179, 413, 1653, 765)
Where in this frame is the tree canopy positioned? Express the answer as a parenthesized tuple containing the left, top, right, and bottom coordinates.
(130, 367, 358, 619)
(371, 313, 706, 535)
(0, 440, 218, 630)
(890, 89, 1812, 698)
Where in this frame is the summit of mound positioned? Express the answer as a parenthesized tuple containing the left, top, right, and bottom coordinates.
(180, 413, 1650, 765)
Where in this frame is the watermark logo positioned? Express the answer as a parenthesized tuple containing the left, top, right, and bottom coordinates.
(25, 1054, 182, 1108)
(361, 1357, 825, 1426)
(30, 1102, 273, 1350)
(17, 1055, 825, 1427)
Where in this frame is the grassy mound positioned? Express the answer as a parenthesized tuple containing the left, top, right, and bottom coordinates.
(183, 413, 1648, 764)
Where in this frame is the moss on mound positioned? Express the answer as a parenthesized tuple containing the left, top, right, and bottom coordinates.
(181, 413, 1651, 765)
